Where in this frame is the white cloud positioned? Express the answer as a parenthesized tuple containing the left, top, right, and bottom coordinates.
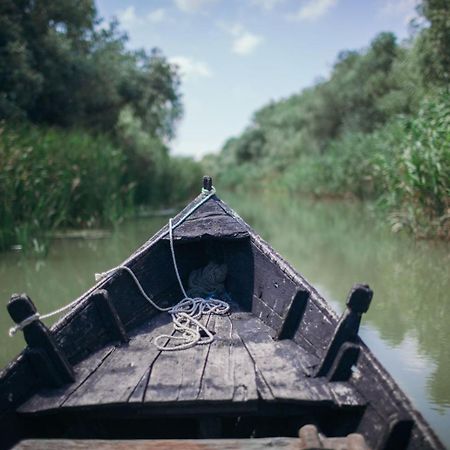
(174, 0, 217, 13)
(251, 0, 284, 11)
(381, 0, 419, 24)
(288, 0, 337, 21)
(221, 23, 263, 56)
(233, 32, 263, 55)
(147, 8, 166, 23)
(117, 6, 139, 26)
(169, 56, 213, 80)
(117, 6, 168, 27)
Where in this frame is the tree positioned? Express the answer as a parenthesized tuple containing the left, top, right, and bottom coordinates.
(0, 0, 183, 141)
(0, 1, 42, 118)
(418, 0, 450, 86)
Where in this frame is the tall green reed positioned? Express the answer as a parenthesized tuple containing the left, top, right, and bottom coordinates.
(0, 124, 128, 252)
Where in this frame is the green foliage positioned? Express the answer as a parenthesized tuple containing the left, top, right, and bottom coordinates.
(164, 156, 204, 205)
(417, 0, 450, 86)
(0, 123, 203, 251)
(212, 14, 450, 239)
(215, 31, 427, 174)
(116, 108, 201, 207)
(0, 0, 202, 252)
(375, 94, 450, 236)
(0, 1, 183, 138)
(0, 124, 127, 250)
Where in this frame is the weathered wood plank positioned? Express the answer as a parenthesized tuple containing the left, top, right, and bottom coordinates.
(197, 314, 258, 404)
(169, 197, 249, 241)
(251, 295, 283, 334)
(315, 285, 372, 379)
(197, 315, 234, 401)
(63, 314, 173, 407)
(251, 246, 298, 319)
(92, 289, 128, 344)
(328, 382, 366, 408)
(353, 350, 441, 450)
(276, 288, 309, 341)
(231, 313, 338, 404)
(229, 320, 259, 403)
(13, 437, 302, 450)
(144, 315, 213, 403)
(18, 344, 115, 413)
(254, 366, 275, 401)
(8, 294, 74, 387)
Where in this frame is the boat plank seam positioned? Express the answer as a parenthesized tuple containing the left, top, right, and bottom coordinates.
(62, 315, 173, 407)
(143, 314, 213, 403)
(127, 324, 179, 404)
(197, 315, 234, 402)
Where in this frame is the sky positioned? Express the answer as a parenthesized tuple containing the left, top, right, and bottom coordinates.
(95, 0, 420, 159)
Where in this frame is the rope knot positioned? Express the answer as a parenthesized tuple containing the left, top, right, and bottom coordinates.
(201, 186, 216, 196)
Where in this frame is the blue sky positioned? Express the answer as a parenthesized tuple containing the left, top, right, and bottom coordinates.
(96, 0, 419, 158)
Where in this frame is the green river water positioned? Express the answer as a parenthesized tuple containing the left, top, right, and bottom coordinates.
(1, 191, 449, 446)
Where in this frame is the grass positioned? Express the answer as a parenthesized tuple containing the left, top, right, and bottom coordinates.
(0, 123, 203, 253)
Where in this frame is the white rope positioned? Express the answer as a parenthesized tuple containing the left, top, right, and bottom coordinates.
(154, 297, 229, 351)
(94, 186, 216, 282)
(169, 217, 188, 298)
(9, 313, 41, 336)
(9, 186, 230, 351)
(9, 297, 86, 335)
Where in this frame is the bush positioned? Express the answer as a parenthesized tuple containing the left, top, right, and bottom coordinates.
(374, 93, 450, 237)
(0, 124, 128, 250)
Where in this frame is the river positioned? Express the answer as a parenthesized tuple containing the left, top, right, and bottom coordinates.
(1, 191, 449, 446)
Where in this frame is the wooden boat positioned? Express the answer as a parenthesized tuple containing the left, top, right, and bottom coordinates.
(0, 177, 444, 450)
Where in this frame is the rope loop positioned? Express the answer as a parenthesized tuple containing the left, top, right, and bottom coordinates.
(201, 186, 216, 196)
(9, 313, 41, 337)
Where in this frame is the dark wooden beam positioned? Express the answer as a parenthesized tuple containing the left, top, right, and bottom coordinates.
(92, 289, 128, 344)
(315, 284, 372, 379)
(276, 288, 309, 340)
(7, 293, 74, 387)
(378, 414, 414, 450)
(327, 342, 360, 382)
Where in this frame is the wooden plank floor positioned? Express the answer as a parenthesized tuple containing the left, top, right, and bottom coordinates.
(18, 308, 365, 414)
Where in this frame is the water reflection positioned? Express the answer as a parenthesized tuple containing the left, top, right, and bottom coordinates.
(0, 216, 166, 366)
(223, 191, 450, 445)
(0, 192, 448, 445)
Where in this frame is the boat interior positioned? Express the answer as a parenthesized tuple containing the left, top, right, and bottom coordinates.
(1, 192, 438, 450)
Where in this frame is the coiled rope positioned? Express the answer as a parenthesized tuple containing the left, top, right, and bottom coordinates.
(9, 186, 231, 351)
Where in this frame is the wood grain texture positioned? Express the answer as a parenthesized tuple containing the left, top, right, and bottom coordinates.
(62, 314, 173, 407)
(197, 315, 258, 404)
(14, 437, 302, 450)
(18, 345, 115, 413)
(229, 313, 363, 407)
(169, 197, 249, 241)
(144, 315, 213, 403)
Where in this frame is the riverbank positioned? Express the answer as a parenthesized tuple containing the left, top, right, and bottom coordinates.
(0, 124, 202, 253)
(207, 20, 450, 241)
(211, 90, 449, 241)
